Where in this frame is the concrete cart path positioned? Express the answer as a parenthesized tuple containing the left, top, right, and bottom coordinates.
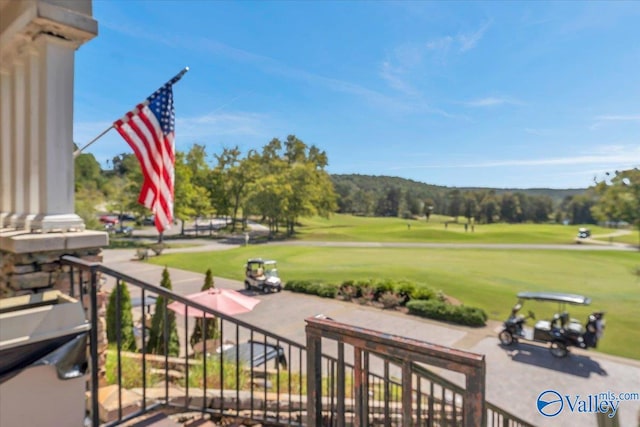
(101, 247, 640, 427)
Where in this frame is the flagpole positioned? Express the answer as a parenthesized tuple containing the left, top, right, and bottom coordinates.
(73, 125, 114, 157)
(73, 66, 190, 157)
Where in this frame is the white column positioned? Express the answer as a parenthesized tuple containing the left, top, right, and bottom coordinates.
(30, 34, 84, 232)
(10, 59, 26, 228)
(0, 67, 12, 227)
(24, 47, 40, 229)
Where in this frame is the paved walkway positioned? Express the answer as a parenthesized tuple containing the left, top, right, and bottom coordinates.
(102, 243, 640, 427)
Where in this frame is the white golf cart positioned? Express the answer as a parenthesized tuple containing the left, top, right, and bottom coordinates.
(244, 259, 282, 293)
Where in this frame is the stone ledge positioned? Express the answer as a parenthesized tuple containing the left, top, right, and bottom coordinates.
(0, 229, 108, 254)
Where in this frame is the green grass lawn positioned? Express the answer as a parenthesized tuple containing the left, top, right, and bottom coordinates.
(150, 246, 640, 360)
(605, 230, 640, 246)
(293, 215, 631, 245)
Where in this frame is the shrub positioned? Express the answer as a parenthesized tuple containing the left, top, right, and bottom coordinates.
(372, 279, 395, 301)
(406, 300, 487, 326)
(285, 280, 338, 298)
(317, 283, 339, 298)
(146, 267, 180, 356)
(106, 281, 136, 351)
(339, 283, 358, 301)
(285, 280, 312, 293)
(379, 291, 402, 309)
(394, 280, 417, 305)
(358, 286, 375, 304)
(190, 269, 219, 349)
(411, 284, 437, 301)
(353, 279, 373, 298)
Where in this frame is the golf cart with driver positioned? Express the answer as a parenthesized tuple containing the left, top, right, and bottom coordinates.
(499, 291, 604, 358)
(244, 258, 282, 293)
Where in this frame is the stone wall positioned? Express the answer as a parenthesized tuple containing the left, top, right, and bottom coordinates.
(0, 235, 109, 384)
(0, 247, 100, 297)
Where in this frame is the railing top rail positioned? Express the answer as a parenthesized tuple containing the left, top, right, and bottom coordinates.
(60, 255, 304, 348)
(305, 316, 485, 371)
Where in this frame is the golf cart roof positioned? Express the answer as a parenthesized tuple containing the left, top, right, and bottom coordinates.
(247, 258, 276, 265)
(517, 292, 591, 305)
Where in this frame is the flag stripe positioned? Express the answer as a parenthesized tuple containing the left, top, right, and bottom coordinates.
(113, 81, 178, 233)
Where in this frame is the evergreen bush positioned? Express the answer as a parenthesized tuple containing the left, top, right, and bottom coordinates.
(146, 267, 180, 356)
(106, 281, 136, 351)
(190, 268, 219, 349)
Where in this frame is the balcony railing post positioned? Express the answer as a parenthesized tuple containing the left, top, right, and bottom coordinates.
(89, 266, 100, 427)
(305, 326, 322, 426)
(464, 362, 486, 427)
(402, 360, 413, 427)
(354, 346, 364, 427)
(337, 342, 346, 427)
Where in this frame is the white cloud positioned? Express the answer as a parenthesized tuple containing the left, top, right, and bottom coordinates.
(426, 36, 454, 51)
(425, 20, 493, 54)
(462, 96, 523, 108)
(176, 111, 268, 139)
(594, 115, 640, 122)
(379, 61, 419, 97)
(590, 114, 640, 130)
(389, 145, 640, 170)
(458, 20, 492, 52)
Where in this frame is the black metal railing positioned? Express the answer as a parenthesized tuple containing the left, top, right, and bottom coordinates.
(61, 255, 534, 427)
(63, 255, 312, 426)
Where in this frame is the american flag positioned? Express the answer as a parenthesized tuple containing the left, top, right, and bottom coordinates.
(113, 70, 186, 233)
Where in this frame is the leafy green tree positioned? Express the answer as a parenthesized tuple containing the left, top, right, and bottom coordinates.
(106, 281, 136, 351)
(146, 268, 180, 356)
(75, 186, 103, 230)
(189, 269, 219, 348)
(462, 192, 478, 224)
(447, 189, 463, 219)
(74, 151, 103, 191)
(499, 193, 522, 223)
(592, 168, 640, 248)
(565, 194, 596, 224)
(214, 146, 255, 231)
(173, 151, 197, 231)
(474, 190, 497, 224)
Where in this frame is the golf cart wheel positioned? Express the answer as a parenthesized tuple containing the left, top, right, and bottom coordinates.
(550, 341, 568, 358)
(261, 286, 269, 294)
(244, 281, 250, 290)
(276, 286, 282, 293)
(499, 330, 514, 346)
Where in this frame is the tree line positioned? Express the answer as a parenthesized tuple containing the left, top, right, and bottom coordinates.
(76, 141, 639, 239)
(332, 172, 639, 231)
(74, 135, 337, 235)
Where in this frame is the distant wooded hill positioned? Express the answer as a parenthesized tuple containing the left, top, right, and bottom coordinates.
(331, 174, 587, 223)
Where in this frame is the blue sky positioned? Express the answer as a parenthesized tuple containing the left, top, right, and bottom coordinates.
(74, 1, 640, 189)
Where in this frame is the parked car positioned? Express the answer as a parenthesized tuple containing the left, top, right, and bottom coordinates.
(115, 226, 133, 236)
(99, 215, 119, 225)
(118, 213, 136, 222)
(142, 215, 155, 226)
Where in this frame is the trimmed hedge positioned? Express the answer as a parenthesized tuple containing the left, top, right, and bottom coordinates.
(406, 300, 488, 327)
(286, 278, 487, 327)
(285, 280, 338, 298)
